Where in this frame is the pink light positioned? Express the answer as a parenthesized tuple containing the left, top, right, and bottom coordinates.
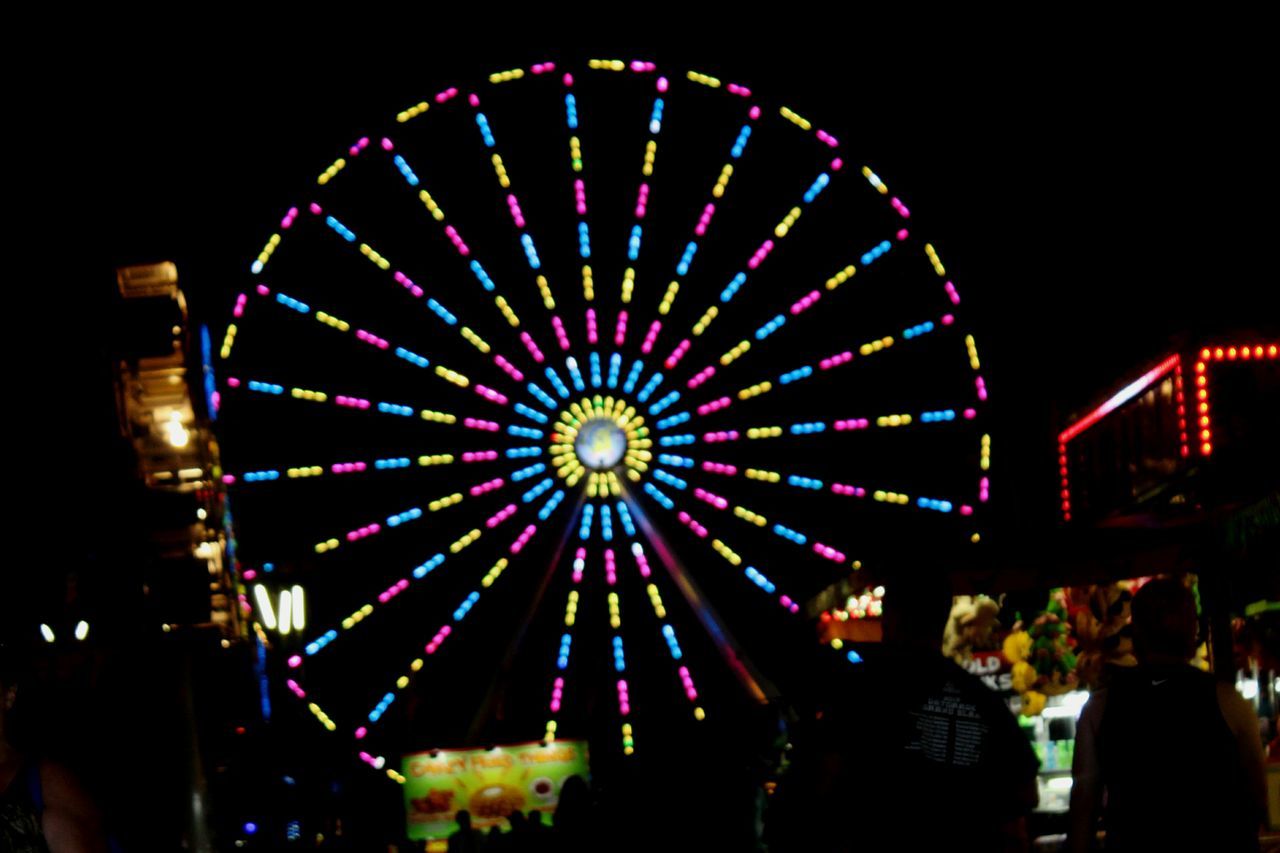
(831, 157, 844, 171)
(897, 229, 910, 241)
(748, 239, 775, 269)
(615, 311, 628, 346)
(1058, 354, 1180, 444)
(475, 385, 509, 405)
(964, 408, 977, 420)
(642, 320, 662, 354)
(486, 504, 517, 529)
(462, 450, 499, 463)
(702, 461, 737, 476)
(633, 547, 650, 578)
(309, 202, 322, 215)
(790, 290, 822, 315)
(494, 354, 524, 382)
(634, 183, 649, 218)
(464, 418, 500, 432)
(222, 474, 236, 485)
(749, 105, 761, 120)
(605, 549, 617, 585)
(507, 194, 526, 229)
(891, 197, 911, 218)
(286, 679, 306, 700)
(657, 76, 669, 92)
(586, 308, 598, 344)
(575, 180, 587, 215)
(355, 727, 368, 739)
(813, 542, 846, 563)
(819, 351, 854, 370)
(468, 93, 480, 107)
(242, 569, 257, 581)
(976, 377, 988, 402)
(960, 505, 974, 516)
(694, 488, 729, 510)
(816, 129, 839, 147)
(551, 315, 571, 351)
(944, 282, 961, 305)
(727, 82, 752, 97)
(444, 225, 471, 256)
(256, 284, 270, 296)
(665, 339, 691, 369)
(688, 366, 715, 389)
(288, 655, 302, 669)
(562, 72, 574, 86)
(531, 62, 555, 75)
(941, 314, 955, 326)
(979, 477, 990, 503)
(425, 624, 452, 654)
(695, 203, 716, 236)
(470, 478, 504, 497)
(510, 524, 537, 554)
(381, 137, 394, 151)
(574, 547, 586, 583)
(834, 419, 869, 431)
(227, 377, 241, 388)
(435, 87, 458, 104)
(704, 431, 740, 443)
(697, 397, 731, 416)
(521, 332, 546, 363)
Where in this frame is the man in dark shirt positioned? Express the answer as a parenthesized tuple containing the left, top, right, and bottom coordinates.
(768, 576, 1039, 852)
(1068, 577, 1265, 851)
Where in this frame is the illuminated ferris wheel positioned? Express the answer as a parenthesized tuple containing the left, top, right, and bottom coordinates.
(216, 57, 993, 781)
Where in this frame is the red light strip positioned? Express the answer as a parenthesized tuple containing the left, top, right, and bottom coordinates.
(1058, 354, 1180, 445)
(1195, 342, 1279, 457)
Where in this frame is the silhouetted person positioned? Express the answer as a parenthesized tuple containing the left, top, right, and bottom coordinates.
(1068, 577, 1266, 852)
(766, 575, 1039, 852)
(447, 809, 479, 853)
(0, 642, 107, 853)
(551, 775, 594, 853)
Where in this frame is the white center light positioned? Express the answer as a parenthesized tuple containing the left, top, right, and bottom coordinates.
(574, 418, 626, 470)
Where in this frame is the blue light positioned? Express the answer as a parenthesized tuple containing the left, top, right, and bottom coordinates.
(860, 239, 892, 268)
(275, 292, 310, 313)
(470, 260, 496, 292)
(658, 433, 696, 447)
(506, 446, 542, 459)
(601, 505, 613, 541)
(653, 469, 687, 490)
(393, 154, 420, 186)
(637, 372, 664, 403)
(628, 225, 642, 261)
(916, 497, 955, 513)
(245, 822, 258, 835)
(243, 470, 281, 483)
(608, 353, 622, 389)
(779, 366, 813, 384)
(578, 221, 591, 258)
(324, 215, 357, 242)
(475, 112, 496, 147)
(721, 272, 747, 303)
(744, 567, 777, 594)
(788, 475, 824, 490)
(512, 463, 546, 482)
(649, 98, 664, 133)
(528, 383, 558, 409)
(589, 352, 602, 388)
(375, 457, 412, 470)
(579, 504, 594, 540)
(731, 124, 752, 158)
(385, 507, 423, 527)
(557, 634, 572, 669)
(508, 425, 544, 440)
(755, 314, 786, 340)
(453, 591, 481, 621)
(427, 298, 458, 325)
(903, 321, 936, 340)
(545, 367, 570, 398)
(677, 242, 698, 276)
(920, 409, 956, 423)
(515, 402, 550, 423)
(643, 482, 675, 510)
(394, 347, 430, 368)
(649, 391, 680, 415)
(656, 412, 691, 430)
(847, 650, 864, 664)
(565, 94, 578, 129)
(623, 360, 645, 394)
(616, 502, 636, 536)
(612, 635, 626, 672)
(377, 402, 414, 417)
(658, 454, 694, 468)
(247, 381, 284, 395)
(803, 173, 830, 204)
(523, 478, 553, 504)
(773, 524, 807, 545)
(521, 234, 542, 269)
(790, 422, 825, 435)
(538, 489, 565, 520)
(565, 357, 586, 392)
(413, 554, 446, 579)
(662, 624, 683, 660)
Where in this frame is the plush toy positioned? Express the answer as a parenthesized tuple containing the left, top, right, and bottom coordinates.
(1003, 589, 1079, 715)
(943, 595, 1002, 664)
(1071, 583, 1137, 690)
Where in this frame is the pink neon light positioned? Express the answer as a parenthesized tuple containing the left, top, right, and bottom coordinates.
(332, 462, 367, 474)
(816, 129, 839, 147)
(748, 239, 775, 270)
(444, 225, 471, 256)
(631, 60, 656, 73)
(476, 385, 508, 405)
(831, 158, 844, 171)
(551, 315, 571, 351)
(575, 180, 587, 215)
(288, 655, 302, 669)
(550, 677, 564, 713)
(656, 76, 669, 92)
(464, 418, 500, 432)
(697, 397, 731, 416)
(702, 461, 737, 476)
(979, 478, 990, 503)
(605, 549, 617, 585)
(435, 87, 458, 104)
(819, 351, 854, 370)
(964, 408, 977, 420)
(381, 138, 393, 151)
(531, 62, 555, 75)
(393, 271, 423, 298)
(510, 524, 537, 554)
(634, 183, 649, 218)
(617, 681, 630, 716)
(695, 203, 716, 236)
(665, 339, 691, 369)
(309, 202, 322, 215)
(813, 542, 846, 563)
(355, 329, 390, 350)
(222, 474, 236, 485)
(633, 547, 650, 578)
(944, 281, 961, 304)
(693, 488, 728, 510)
(468, 93, 480, 107)
(242, 569, 257, 581)
(831, 484, 867, 498)
(727, 83, 752, 97)
(615, 311, 628, 346)
(573, 547, 586, 583)
(891, 197, 911, 218)
(791, 290, 822, 315)
(494, 354, 524, 382)
(834, 419, 869, 431)
(521, 332, 546, 363)
(976, 377, 989, 402)
(586, 308, 598, 344)
(256, 284, 270, 296)
(233, 293, 247, 318)
(425, 624, 452, 654)
(470, 477, 504, 497)
(749, 105, 761, 120)
(280, 207, 298, 229)
(1058, 354, 1180, 444)
(227, 376, 241, 388)
(687, 366, 715, 389)
(897, 229, 910, 241)
(335, 396, 371, 409)
(354, 727, 368, 740)
(642, 321, 661, 354)
(562, 73, 574, 86)
(507, 194, 526, 229)
(703, 431, 740, 443)
(345, 523, 382, 543)
(677, 511, 709, 538)
(960, 505, 974, 516)
(486, 504, 518, 529)
(678, 666, 698, 701)
(462, 450, 499, 463)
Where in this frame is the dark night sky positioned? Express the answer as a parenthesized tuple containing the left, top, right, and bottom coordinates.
(12, 32, 1276, 608)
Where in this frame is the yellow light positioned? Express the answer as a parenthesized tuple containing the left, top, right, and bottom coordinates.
(687, 70, 721, 87)
(826, 265, 856, 290)
(461, 327, 491, 354)
(277, 589, 292, 635)
(164, 412, 190, 449)
(292, 585, 305, 632)
(694, 707, 706, 721)
(780, 106, 812, 130)
(642, 140, 657, 177)
(712, 164, 734, 198)
(418, 454, 454, 466)
(925, 243, 946, 276)
(536, 275, 556, 310)
(253, 584, 277, 631)
(971, 533, 981, 544)
(582, 265, 595, 301)
(419, 189, 446, 221)
(489, 67, 525, 84)
(397, 675, 410, 689)
(435, 366, 470, 388)
(411, 659, 424, 672)
(40, 624, 55, 643)
(492, 153, 511, 188)
(494, 296, 520, 327)
(621, 268, 635, 303)
(658, 281, 679, 315)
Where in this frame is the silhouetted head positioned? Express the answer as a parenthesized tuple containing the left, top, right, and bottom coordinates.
(455, 810, 472, 831)
(880, 573, 952, 651)
(1131, 577, 1199, 663)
